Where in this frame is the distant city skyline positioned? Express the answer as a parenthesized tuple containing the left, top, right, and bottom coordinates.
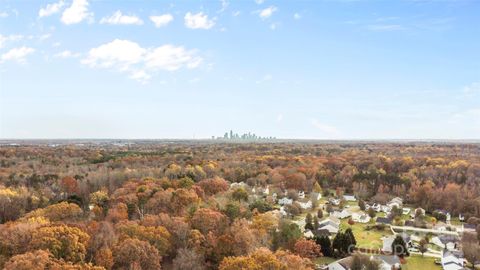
(1, 0, 479, 139)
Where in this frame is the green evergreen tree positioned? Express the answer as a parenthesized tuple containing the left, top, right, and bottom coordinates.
(391, 235, 409, 257)
(305, 213, 314, 231)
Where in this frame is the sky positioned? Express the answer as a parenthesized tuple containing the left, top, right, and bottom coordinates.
(0, 0, 479, 140)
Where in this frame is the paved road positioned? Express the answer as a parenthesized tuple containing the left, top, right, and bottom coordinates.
(391, 225, 459, 236)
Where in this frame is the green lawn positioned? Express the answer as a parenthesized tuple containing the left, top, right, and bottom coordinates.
(402, 255, 441, 270)
(340, 220, 391, 249)
(314, 256, 337, 266)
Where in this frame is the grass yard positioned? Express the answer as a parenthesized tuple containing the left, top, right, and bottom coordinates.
(340, 220, 391, 249)
(401, 255, 441, 270)
(314, 256, 337, 266)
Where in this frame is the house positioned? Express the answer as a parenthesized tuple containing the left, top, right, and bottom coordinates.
(402, 207, 411, 215)
(435, 209, 452, 222)
(381, 205, 392, 214)
(298, 200, 313, 209)
(298, 191, 305, 199)
(329, 198, 341, 206)
(278, 197, 293, 205)
(432, 235, 459, 251)
(311, 192, 322, 201)
(331, 209, 351, 219)
(328, 255, 401, 270)
(230, 182, 247, 189)
(304, 230, 315, 238)
(441, 250, 466, 270)
(459, 214, 465, 222)
(278, 206, 287, 216)
(263, 185, 270, 195)
(382, 233, 412, 253)
(352, 212, 371, 223)
(343, 194, 356, 202)
(318, 217, 340, 234)
(388, 197, 403, 209)
(376, 217, 392, 225)
(371, 203, 382, 212)
(463, 223, 476, 233)
(411, 207, 426, 218)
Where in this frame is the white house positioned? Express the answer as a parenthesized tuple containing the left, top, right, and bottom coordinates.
(298, 191, 305, 199)
(329, 198, 341, 206)
(441, 250, 465, 270)
(388, 197, 403, 209)
(432, 235, 459, 251)
(230, 182, 247, 189)
(263, 185, 270, 195)
(278, 197, 293, 205)
(298, 200, 313, 209)
(371, 203, 382, 212)
(381, 205, 392, 214)
(304, 230, 315, 238)
(328, 255, 401, 270)
(343, 195, 356, 202)
(382, 233, 412, 253)
(411, 207, 426, 218)
(311, 192, 322, 201)
(318, 217, 340, 234)
(402, 207, 411, 215)
(352, 212, 371, 223)
(331, 209, 351, 219)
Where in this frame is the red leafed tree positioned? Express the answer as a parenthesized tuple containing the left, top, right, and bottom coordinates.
(293, 239, 322, 259)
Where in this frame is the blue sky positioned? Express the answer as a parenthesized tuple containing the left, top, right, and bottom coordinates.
(0, 0, 479, 139)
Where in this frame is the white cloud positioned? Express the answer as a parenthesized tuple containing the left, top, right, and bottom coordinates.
(276, 114, 283, 123)
(149, 14, 173, 28)
(184, 12, 215, 29)
(82, 39, 145, 69)
(0, 34, 23, 49)
(1, 46, 35, 63)
(100, 11, 143, 25)
(463, 82, 480, 97)
(61, 0, 92, 25)
(232, 11, 241, 17)
(39, 33, 52, 41)
(39, 0, 65, 18)
(259, 6, 277, 19)
(294, 13, 301, 20)
(54, 50, 80, 58)
(145, 45, 202, 71)
(311, 119, 339, 135)
(0, 11, 8, 18)
(254, 0, 264, 4)
(256, 74, 272, 84)
(367, 24, 405, 31)
(82, 39, 203, 83)
(129, 70, 151, 84)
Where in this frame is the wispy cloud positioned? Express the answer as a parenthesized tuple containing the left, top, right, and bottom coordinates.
(367, 24, 405, 31)
(39, 0, 65, 18)
(100, 11, 143, 25)
(54, 50, 81, 58)
(258, 6, 277, 19)
(1, 46, 35, 64)
(463, 82, 480, 97)
(276, 114, 283, 123)
(311, 118, 339, 135)
(184, 12, 215, 29)
(150, 14, 173, 28)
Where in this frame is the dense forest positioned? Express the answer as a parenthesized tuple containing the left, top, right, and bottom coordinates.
(0, 141, 479, 269)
